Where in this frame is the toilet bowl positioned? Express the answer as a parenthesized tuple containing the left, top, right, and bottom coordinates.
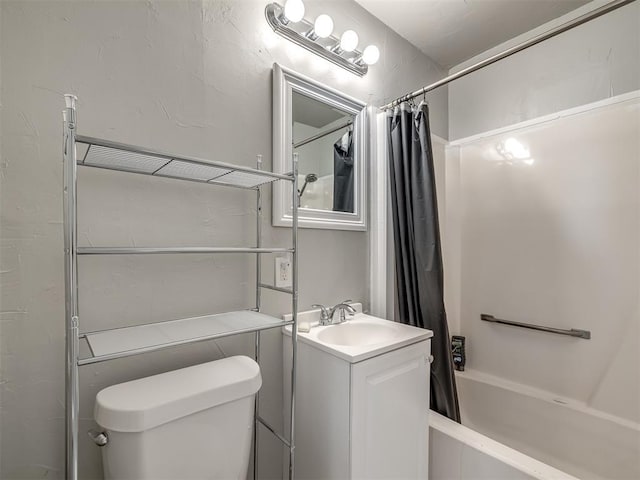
(94, 355, 261, 479)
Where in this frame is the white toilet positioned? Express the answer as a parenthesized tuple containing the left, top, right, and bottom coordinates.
(94, 355, 262, 479)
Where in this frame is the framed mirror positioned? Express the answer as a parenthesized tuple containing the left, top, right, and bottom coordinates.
(272, 64, 367, 231)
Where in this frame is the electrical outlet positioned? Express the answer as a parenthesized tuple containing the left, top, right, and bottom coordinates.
(275, 257, 292, 288)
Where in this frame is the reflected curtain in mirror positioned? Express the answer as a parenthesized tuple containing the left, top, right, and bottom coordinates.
(333, 128, 354, 212)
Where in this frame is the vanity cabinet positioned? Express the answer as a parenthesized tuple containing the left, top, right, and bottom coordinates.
(351, 341, 430, 479)
(285, 336, 430, 479)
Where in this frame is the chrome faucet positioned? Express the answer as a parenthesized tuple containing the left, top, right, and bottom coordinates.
(333, 302, 356, 323)
(311, 300, 357, 326)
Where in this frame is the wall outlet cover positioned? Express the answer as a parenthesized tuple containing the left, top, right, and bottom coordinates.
(275, 257, 292, 288)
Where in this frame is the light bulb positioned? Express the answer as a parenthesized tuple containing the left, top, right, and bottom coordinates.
(362, 45, 380, 65)
(314, 14, 334, 38)
(340, 30, 359, 52)
(283, 0, 305, 23)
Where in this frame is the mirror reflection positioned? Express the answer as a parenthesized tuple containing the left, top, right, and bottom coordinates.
(293, 91, 356, 213)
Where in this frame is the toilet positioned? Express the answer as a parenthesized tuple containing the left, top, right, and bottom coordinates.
(94, 355, 262, 479)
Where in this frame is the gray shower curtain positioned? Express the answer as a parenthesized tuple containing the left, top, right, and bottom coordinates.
(388, 102, 460, 422)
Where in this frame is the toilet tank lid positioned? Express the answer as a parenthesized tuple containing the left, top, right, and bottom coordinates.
(94, 355, 261, 432)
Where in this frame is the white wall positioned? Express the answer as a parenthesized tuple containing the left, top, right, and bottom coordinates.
(448, 0, 640, 140)
(0, 1, 448, 478)
(449, 94, 639, 425)
(294, 120, 345, 178)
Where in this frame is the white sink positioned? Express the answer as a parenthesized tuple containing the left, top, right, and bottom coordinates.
(316, 322, 400, 346)
(284, 304, 433, 363)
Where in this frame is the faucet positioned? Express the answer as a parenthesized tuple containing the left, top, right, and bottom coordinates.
(333, 302, 357, 323)
(311, 300, 357, 326)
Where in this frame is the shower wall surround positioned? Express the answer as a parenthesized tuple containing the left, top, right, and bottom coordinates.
(449, 94, 639, 426)
(0, 1, 447, 478)
(442, 1, 640, 430)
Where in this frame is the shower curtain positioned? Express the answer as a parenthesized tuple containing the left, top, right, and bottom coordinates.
(388, 102, 460, 422)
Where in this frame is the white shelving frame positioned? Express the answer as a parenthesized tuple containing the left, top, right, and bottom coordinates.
(62, 95, 299, 480)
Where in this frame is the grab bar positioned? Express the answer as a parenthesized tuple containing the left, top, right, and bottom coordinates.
(480, 314, 591, 339)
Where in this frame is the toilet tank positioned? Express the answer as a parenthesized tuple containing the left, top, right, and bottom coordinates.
(94, 356, 262, 480)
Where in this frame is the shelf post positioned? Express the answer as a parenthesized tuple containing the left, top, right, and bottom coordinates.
(289, 153, 299, 480)
(255, 154, 263, 312)
(254, 154, 262, 480)
(63, 94, 80, 480)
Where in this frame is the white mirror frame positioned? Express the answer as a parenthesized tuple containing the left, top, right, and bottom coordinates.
(272, 64, 368, 231)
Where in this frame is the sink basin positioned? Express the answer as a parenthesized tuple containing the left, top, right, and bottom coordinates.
(283, 304, 433, 363)
(316, 322, 400, 346)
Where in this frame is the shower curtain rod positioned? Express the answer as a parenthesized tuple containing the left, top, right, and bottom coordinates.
(381, 0, 635, 111)
(293, 119, 353, 149)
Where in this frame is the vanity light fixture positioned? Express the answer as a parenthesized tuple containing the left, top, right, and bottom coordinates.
(265, 2, 379, 77)
(282, 0, 305, 23)
(356, 45, 380, 66)
(339, 30, 359, 52)
(306, 14, 333, 41)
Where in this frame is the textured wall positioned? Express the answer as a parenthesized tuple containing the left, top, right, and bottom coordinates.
(0, 1, 447, 478)
(448, 1, 640, 140)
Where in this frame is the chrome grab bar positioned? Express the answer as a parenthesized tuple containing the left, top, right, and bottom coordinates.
(480, 314, 591, 339)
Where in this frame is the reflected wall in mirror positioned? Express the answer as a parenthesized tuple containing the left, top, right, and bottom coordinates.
(273, 64, 367, 230)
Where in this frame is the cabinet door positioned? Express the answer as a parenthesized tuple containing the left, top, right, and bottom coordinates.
(350, 340, 430, 479)
(283, 340, 351, 480)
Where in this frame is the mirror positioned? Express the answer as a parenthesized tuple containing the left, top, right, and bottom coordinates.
(272, 64, 367, 230)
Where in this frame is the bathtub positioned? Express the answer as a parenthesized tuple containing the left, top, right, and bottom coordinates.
(433, 369, 640, 480)
(430, 411, 579, 480)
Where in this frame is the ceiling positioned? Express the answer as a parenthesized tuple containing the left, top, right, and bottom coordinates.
(355, 0, 590, 68)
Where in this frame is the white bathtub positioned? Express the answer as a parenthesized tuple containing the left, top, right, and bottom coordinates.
(448, 370, 640, 480)
(430, 410, 579, 480)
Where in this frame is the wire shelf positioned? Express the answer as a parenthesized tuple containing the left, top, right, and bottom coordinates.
(77, 246, 294, 255)
(80, 310, 293, 365)
(64, 96, 299, 480)
(77, 135, 292, 188)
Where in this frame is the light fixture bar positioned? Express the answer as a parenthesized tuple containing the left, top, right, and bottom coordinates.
(265, 3, 368, 77)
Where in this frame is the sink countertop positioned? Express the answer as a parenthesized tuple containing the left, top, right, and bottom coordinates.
(283, 304, 433, 363)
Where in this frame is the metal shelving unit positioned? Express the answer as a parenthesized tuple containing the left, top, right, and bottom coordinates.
(62, 94, 299, 480)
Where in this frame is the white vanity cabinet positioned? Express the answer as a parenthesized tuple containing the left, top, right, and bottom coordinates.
(351, 340, 430, 479)
(283, 311, 431, 480)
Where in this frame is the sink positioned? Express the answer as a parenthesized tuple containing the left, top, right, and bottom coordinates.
(283, 304, 433, 363)
(316, 322, 400, 346)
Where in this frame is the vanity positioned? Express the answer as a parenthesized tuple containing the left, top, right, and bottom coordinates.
(283, 304, 432, 479)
